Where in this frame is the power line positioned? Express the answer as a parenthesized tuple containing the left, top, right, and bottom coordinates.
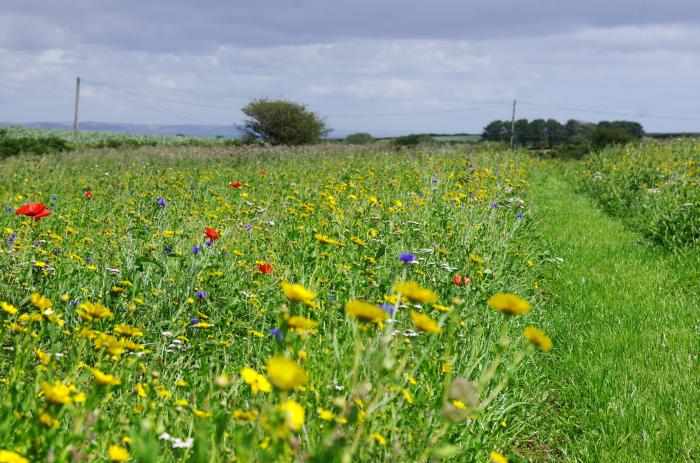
(518, 101, 700, 122)
(326, 104, 510, 117)
(82, 79, 244, 112)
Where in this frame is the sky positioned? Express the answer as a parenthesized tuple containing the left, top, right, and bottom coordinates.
(1, 0, 700, 136)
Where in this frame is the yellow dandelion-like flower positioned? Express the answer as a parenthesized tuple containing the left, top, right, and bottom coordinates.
(35, 349, 51, 364)
(39, 411, 59, 428)
(281, 283, 316, 303)
(394, 281, 438, 304)
(114, 324, 144, 337)
(469, 254, 484, 264)
(489, 451, 508, 463)
(233, 409, 259, 421)
(487, 293, 531, 315)
(266, 356, 308, 391)
(135, 383, 148, 398)
(279, 399, 305, 431)
(1, 302, 18, 315)
(192, 407, 212, 419)
(0, 450, 29, 463)
(77, 301, 114, 321)
(286, 315, 318, 334)
(240, 367, 272, 394)
(410, 311, 442, 333)
(369, 433, 387, 446)
(345, 300, 388, 324)
(91, 368, 121, 386)
(30, 293, 53, 311)
(523, 326, 553, 352)
(41, 380, 83, 405)
(108, 445, 130, 462)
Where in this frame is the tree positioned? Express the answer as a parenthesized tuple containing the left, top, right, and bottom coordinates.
(344, 132, 374, 144)
(241, 98, 331, 145)
(482, 120, 506, 142)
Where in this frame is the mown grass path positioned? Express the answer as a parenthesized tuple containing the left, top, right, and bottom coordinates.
(524, 164, 699, 462)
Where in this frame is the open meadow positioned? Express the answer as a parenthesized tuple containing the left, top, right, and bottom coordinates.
(0, 139, 698, 462)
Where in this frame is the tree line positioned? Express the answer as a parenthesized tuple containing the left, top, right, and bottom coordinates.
(482, 119, 644, 149)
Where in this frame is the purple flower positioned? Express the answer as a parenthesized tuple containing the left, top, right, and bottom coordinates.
(192, 246, 202, 254)
(491, 203, 500, 209)
(204, 241, 214, 247)
(163, 246, 173, 254)
(269, 328, 284, 342)
(33, 242, 41, 248)
(85, 257, 93, 263)
(380, 303, 396, 316)
(195, 290, 207, 299)
(157, 197, 167, 207)
(190, 317, 199, 326)
(432, 178, 438, 184)
(8, 233, 16, 246)
(516, 213, 524, 219)
(51, 195, 58, 201)
(243, 225, 253, 231)
(399, 253, 416, 264)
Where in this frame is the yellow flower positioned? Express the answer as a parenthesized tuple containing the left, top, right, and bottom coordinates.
(401, 388, 414, 404)
(1, 302, 18, 315)
(281, 283, 316, 303)
(77, 301, 114, 321)
(41, 380, 83, 405)
(317, 408, 335, 421)
(135, 383, 148, 398)
(39, 411, 59, 428)
(0, 450, 29, 463)
(279, 399, 305, 431)
(314, 233, 344, 246)
(94, 333, 126, 356)
(192, 407, 212, 418)
(350, 236, 367, 246)
(266, 356, 308, 390)
(286, 315, 318, 334)
(441, 363, 453, 373)
(108, 445, 130, 462)
(523, 326, 553, 352)
(394, 281, 438, 304)
(469, 254, 484, 264)
(233, 409, 259, 421)
(35, 349, 51, 364)
(114, 324, 144, 337)
(410, 311, 442, 333)
(369, 433, 387, 446)
(489, 451, 508, 463)
(30, 293, 53, 311)
(345, 300, 388, 324)
(91, 368, 121, 386)
(240, 367, 272, 394)
(487, 293, 531, 315)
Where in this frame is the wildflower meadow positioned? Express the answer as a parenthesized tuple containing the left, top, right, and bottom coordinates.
(0, 146, 554, 462)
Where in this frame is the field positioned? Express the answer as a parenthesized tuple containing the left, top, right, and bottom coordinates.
(0, 139, 698, 462)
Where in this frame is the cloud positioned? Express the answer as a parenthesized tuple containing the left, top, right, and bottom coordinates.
(0, 2, 699, 133)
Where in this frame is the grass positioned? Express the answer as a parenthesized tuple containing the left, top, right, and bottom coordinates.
(521, 162, 700, 462)
(0, 145, 548, 462)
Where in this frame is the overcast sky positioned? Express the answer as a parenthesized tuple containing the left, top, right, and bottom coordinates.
(2, 0, 699, 135)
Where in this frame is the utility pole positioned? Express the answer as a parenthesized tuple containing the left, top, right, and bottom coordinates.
(509, 99, 516, 149)
(73, 77, 81, 138)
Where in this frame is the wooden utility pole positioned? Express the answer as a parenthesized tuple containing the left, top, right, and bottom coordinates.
(509, 99, 516, 148)
(73, 77, 81, 138)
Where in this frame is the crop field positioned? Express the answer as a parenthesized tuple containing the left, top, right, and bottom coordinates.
(0, 145, 556, 462)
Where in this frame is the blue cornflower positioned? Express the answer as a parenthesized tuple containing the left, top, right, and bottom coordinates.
(380, 303, 396, 316)
(195, 290, 207, 299)
(163, 246, 173, 254)
(157, 197, 167, 207)
(269, 328, 284, 342)
(8, 233, 16, 246)
(491, 203, 500, 209)
(51, 195, 58, 201)
(192, 246, 202, 254)
(191, 317, 199, 326)
(204, 241, 214, 247)
(399, 252, 416, 264)
(85, 258, 93, 263)
(243, 225, 253, 231)
(516, 213, 524, 219)
(432, 178, 438, 184)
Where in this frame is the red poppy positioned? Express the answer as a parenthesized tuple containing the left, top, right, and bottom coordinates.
(258, 263, 273, 274)
(16, 203, 52, 221)
(204, 227, 219, 242)
(85, 191, 92, 199)
(453, 275, 471, 286)
(230, 182, 242, 189)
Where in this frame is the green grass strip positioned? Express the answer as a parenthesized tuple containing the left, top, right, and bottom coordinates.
(523, 163, 700, 462)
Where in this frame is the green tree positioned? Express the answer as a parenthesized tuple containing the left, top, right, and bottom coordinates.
(482, 120, 507, 142)
(344, 132, 374, 144)
(241, 99, 331, 145)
